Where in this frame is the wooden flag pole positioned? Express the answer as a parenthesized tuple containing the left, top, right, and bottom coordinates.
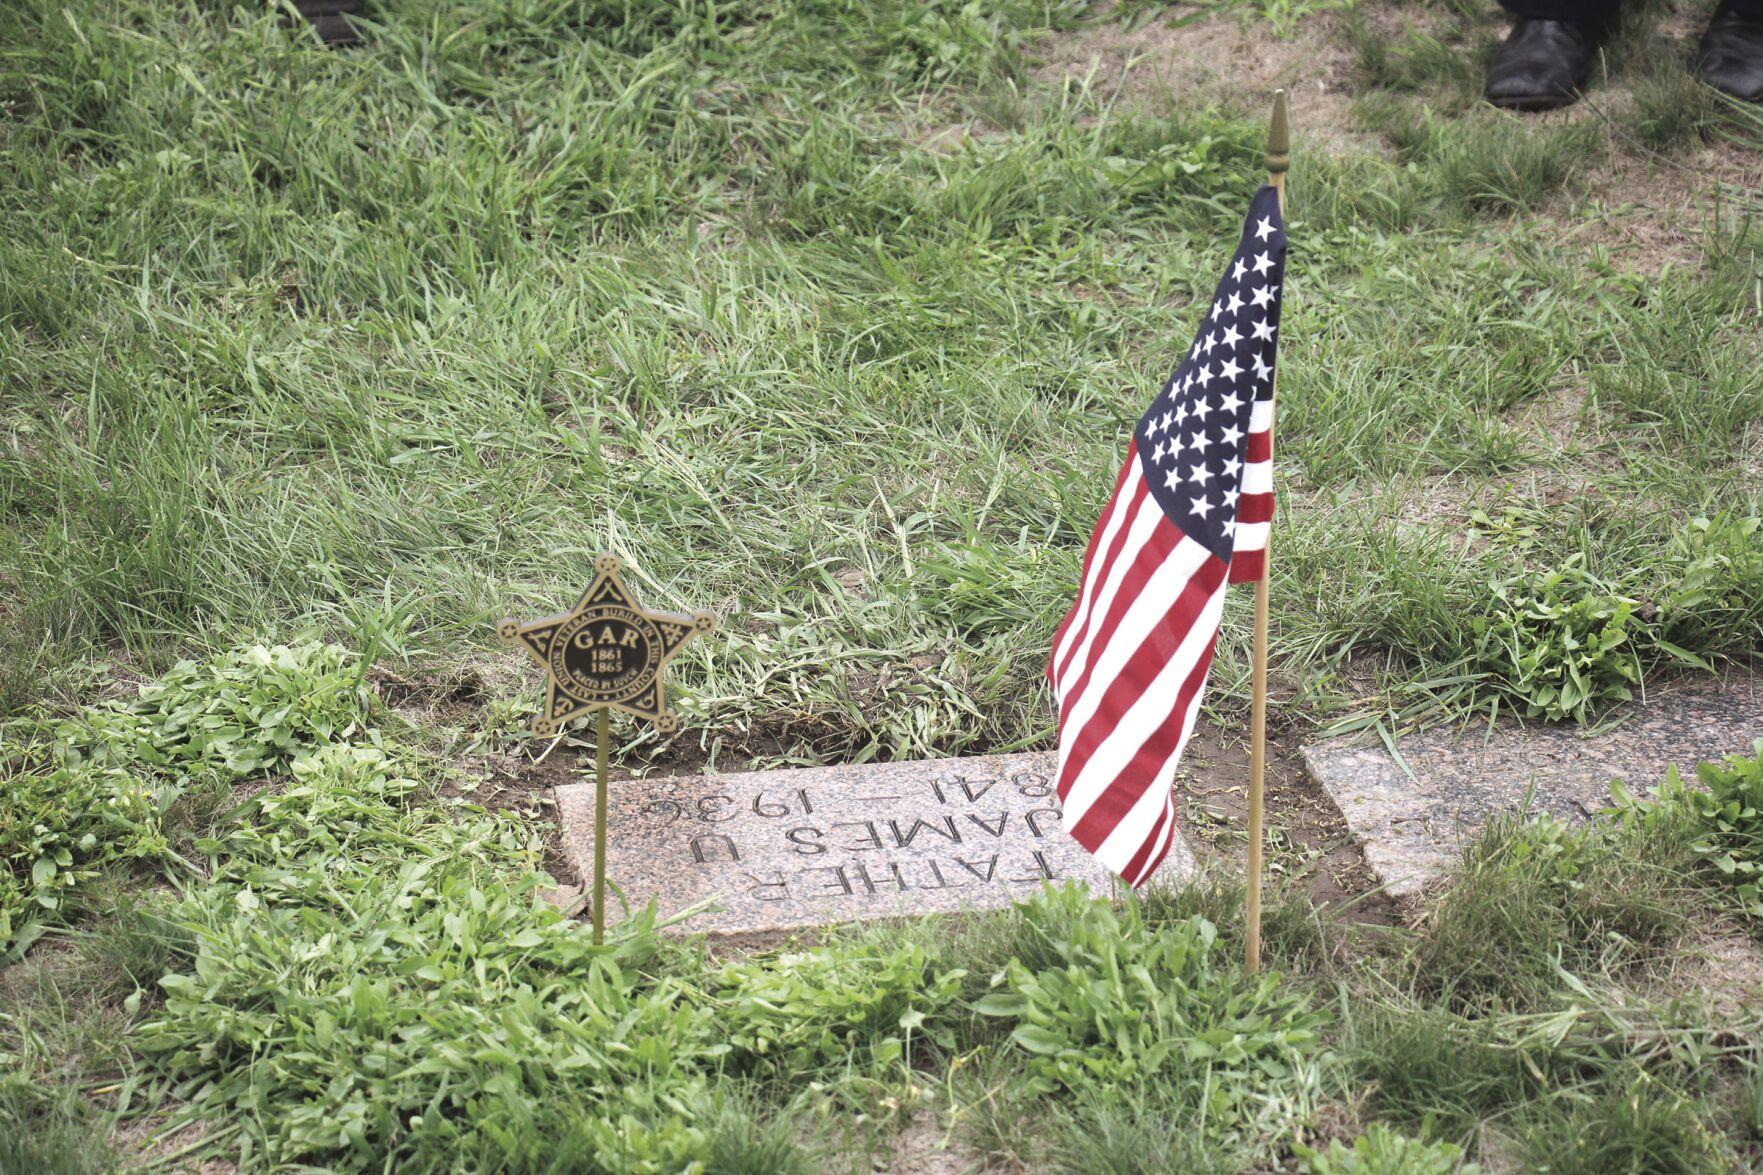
(1245, 90, 1288, 976)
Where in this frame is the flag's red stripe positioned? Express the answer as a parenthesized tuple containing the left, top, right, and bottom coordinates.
(1051, 471, 1151, 684)
(1133, 809, 1180, 888)
(1236, 491, 1274, 525)
(1057, 551, 1224, 824)
(1245, 430, 1272, 462)
(1129, 800, 1180, 888)
(1047, 447, 1139, 678)
(1069, 622, 1221, 847)
(1051, 474, 1154, 688)
(1228, 550, 1265, 583)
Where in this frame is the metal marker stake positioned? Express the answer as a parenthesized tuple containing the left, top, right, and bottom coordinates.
(593, 706, 610, 944)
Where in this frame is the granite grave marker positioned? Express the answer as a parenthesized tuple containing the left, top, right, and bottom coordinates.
(1304, 676, 1762, 898)
(555, 751, 1188, 937)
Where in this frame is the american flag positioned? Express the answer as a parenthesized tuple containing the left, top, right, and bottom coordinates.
(1048, 186, 1286, 887)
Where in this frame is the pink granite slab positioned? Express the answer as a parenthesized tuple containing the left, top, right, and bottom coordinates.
(554, 751, 1194, 937)
(1304, 676, 1762, 899)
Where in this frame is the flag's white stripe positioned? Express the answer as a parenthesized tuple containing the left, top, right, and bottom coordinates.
(1055, 534, 1212, 762)
(1104, 655, 1214, 884)
(1241, 462, 1272, 495)
(1127, 801, 1178, 887)
(1232, 520, 1271, 550)
(1053, 487, 1166, 693)
(1060, 561, 1225, 824)
(1249, 400, 1274, 432)
(1051, 464, 1139, 674)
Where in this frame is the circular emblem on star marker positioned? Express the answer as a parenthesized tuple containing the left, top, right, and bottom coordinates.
(551, 604, 662, 707)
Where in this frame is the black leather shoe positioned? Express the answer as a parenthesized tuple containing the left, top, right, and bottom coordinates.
(292, 0, 363, 45)
(1485, 19, 1600, 110)
(1695, 0, 1763, 101)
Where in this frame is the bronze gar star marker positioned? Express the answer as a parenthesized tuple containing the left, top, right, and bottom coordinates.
(498, 554, 716, 942)
(499, 554, 716, 737)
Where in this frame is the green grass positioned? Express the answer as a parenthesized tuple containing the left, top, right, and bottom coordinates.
(2, 0, 1757, 757)
(3, 643, 1763, 1169)
(1408, 808, 1692, 1011)
(2, 0, 1761, 1169)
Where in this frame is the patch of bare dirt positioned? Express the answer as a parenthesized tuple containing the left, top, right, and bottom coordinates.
(886, 1110, 993, 1175)
(1387, 472, 1488, 533)
(1175, 719, 1395, 923)
(1029, 5, 1381, 157)
(1510, 383, 1594, 451)
(371, 660, 490, 727)
(1680, 928, 1763, 1024)
(835, 564, 872, 598)
(1293, 1100, 1369, 1163)
(111, 1113, 237, 1175)
(1550, 132, 1762, 274)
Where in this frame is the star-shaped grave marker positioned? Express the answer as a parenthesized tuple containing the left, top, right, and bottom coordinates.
(499, 555, 716, 737)
(498, 555, 716, 944)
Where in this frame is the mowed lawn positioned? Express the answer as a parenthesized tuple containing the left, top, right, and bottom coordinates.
(2, 0, 1762, 1171)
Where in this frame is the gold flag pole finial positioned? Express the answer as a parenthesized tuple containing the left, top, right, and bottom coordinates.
(1244, 90, 1288, 977)
(1266, 89, 1290, 181)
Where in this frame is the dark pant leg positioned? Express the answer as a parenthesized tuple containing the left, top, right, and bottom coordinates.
(1500, 0, 1762, 24)
(1496, 0, 1622, 21)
